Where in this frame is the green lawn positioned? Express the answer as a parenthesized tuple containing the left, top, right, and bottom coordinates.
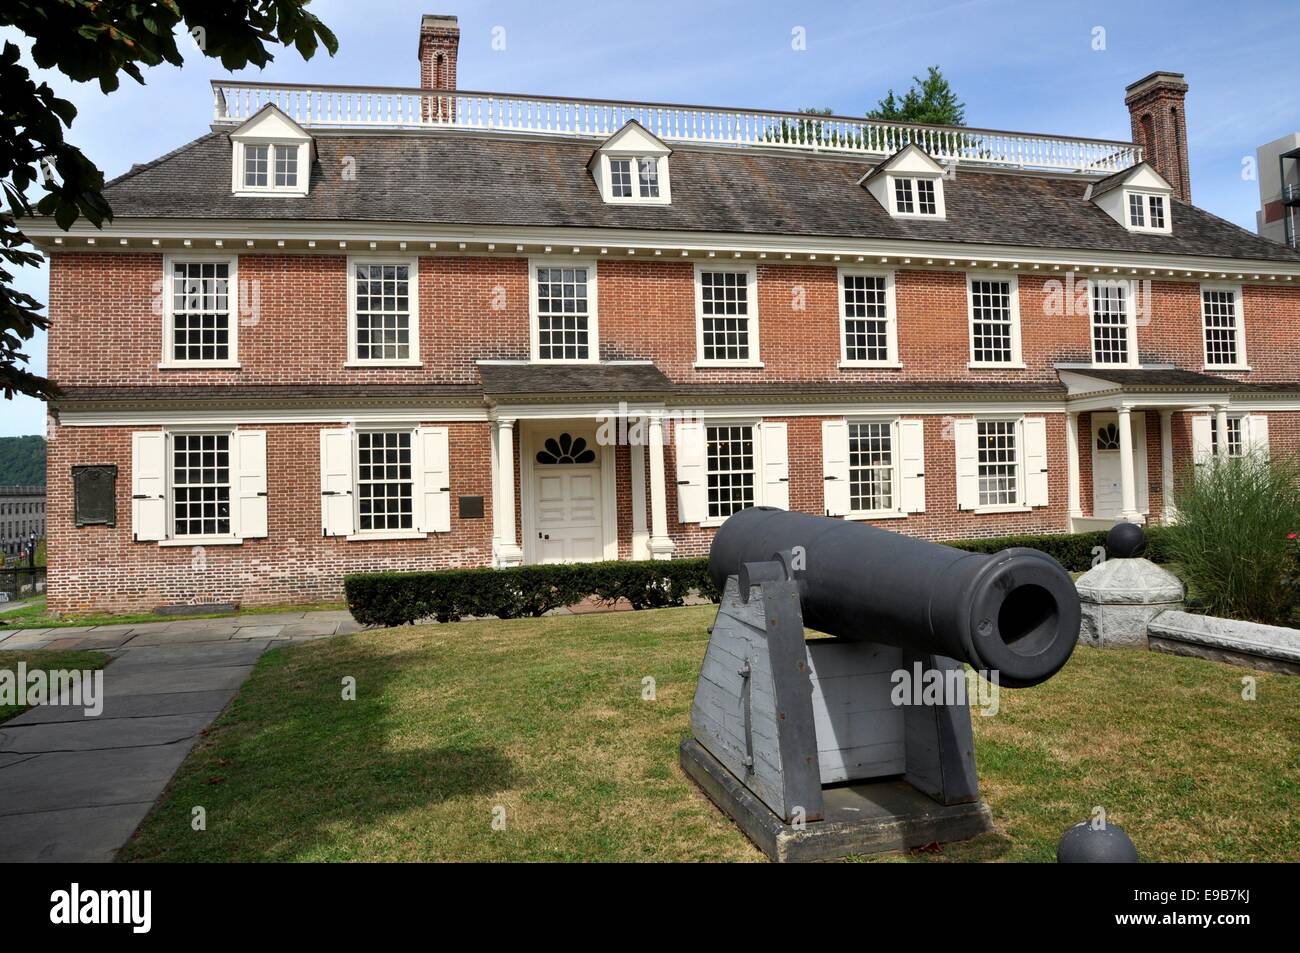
(0, 649, 111, 722)
(1, 596, 347, 631)
(122, 605, 1300, 863)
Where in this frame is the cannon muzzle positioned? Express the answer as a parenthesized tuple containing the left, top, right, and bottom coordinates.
(708, 507, 1079, 688)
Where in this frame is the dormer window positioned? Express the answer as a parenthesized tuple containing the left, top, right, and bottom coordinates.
(860, 144, 948, 220)
(590, 121, 672, 205)
(228, 104, 313, 198)
(1088, 163, 1173, 234)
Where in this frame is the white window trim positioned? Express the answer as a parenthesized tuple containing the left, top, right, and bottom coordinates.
(598, 153, 672, 205)
(159, 253, 241, 370)
(694, 263, 763, 368)
(1088, 278, 1141, 368)
(966, 272, 1025, 369)
(345, 255, 422, 367)
(837, 268, 901, 368)
(888, 173, 946, 219)
(699, 417, 764, 528)
(972, 415, 1031, 515)
(347, 425, 419, 540)
(527, 257, 600, 364)
(231, 140, 310, 197)
(161, 426, 244, 545)
(845, 416, 906, 520)
(1124, 189, 1173, 234)
(1199, 282, 1250, 371)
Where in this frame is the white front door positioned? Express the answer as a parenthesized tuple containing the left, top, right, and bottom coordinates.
(1090, 411, 1148, 518)
(530, 430, 604, 564)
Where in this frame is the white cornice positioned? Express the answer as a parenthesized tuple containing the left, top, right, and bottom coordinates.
(25, 218, 1300, 282)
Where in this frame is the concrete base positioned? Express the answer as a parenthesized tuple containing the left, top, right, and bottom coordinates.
(679, 739, 993, 863)
(1076, 557, 1184, 647)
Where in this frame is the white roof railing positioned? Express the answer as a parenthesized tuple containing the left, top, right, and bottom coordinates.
(211, 80, 1143, 175)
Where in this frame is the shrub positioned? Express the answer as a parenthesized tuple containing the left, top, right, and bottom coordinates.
(345, 558, 719, 628)
(948, 530, 1110, 572)
(1165, 452, 1300, 625)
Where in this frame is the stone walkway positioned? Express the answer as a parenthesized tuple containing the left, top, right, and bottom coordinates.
(0, 610, 362, 862)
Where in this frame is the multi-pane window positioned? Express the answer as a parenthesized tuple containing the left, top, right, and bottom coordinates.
(244, 144, 269, 188)
(706, 425, 755, 520)
(1148, 195, 1166, 229)
(699, 270, 753, 362)
(916, 179, 937, 215)
(1128, 192, 1145, 228)
(274, 146, 298, 188)
(1202, 289, 1242, 366)
(171, 261, 231, 363)
(842, 273, 891, 363)
(1210, 416, 1244, 457)
(171, 433, 231, 538)
(356, 431, 413, 532)
(536, 266, 592, 360)
(637, 157, 660, 197)
(977, 420, 1019, 508)
(354, 263, 412, 362)
(894, 178, 915, 214)
(848, 422, 894, 513)
(609, 158, 633, 198)
(1091, 281, 1131, 364)
(969, 279, 1016, 364)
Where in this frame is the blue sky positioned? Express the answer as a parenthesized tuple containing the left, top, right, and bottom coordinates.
(3, 0, 1297, 437)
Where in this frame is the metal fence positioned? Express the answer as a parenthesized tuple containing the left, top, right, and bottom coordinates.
(0, 567, 46, 602)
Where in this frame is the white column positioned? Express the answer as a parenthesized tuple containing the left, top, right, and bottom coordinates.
(646, 413, 675, 560)
(629, 427, 650, 560)
(1066, 411, 1082, 524)
(1117, 404, 1140, 522)
(495, 418, 522, 566)
(1215, 406, 1230, 457)
(1159, 409, 1176, 524)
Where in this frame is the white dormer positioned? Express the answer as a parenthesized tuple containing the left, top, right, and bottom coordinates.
(588, 120, 672, 205)
(229, 104, 313, 197)
(859, 144, 948, 220)
(1087, 163, 1173, 235)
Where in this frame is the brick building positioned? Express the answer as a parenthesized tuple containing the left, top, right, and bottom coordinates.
(28, 15, 1300, 613)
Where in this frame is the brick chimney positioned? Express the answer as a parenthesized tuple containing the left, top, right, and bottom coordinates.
(418, 14, 460, 90)
(1124, 71, 1191, 203)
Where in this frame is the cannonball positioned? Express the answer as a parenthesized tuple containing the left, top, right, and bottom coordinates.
(1056, 821, 1139, 863)
(1106, 521, 1146, 559)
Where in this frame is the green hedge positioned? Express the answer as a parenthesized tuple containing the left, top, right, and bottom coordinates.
(345, 527, 1169, 627)
(345, 558, 720, 628)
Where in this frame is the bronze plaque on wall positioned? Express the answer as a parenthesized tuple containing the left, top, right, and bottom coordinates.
(458, 495, 485, 519)
(72, 465, 117, 527)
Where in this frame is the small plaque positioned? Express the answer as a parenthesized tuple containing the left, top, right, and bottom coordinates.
(458, 495, 485, 519)
(72, 465, 117, 528)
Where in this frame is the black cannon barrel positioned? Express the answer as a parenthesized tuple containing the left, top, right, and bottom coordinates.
(709, 508, 1079, 688)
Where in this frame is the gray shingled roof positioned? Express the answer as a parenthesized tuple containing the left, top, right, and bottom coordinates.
(477, 361, 672, 397)
(101, 131, 1300, 263)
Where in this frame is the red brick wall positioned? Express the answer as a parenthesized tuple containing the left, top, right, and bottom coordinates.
(47, 253, 1300, 388)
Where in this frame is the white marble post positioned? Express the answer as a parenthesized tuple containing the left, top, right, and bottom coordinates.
(495, 418, 523, 566)
(1117, 404, 1140, 522)
(647, 413, 675, 560)
(1159, 409, 1176, 523)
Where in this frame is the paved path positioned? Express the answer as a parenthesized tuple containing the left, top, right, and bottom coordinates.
(0, 611, 362, 862)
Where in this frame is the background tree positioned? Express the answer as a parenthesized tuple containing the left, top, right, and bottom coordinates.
(0, 1, 338, 401)
(868, 65, 966, 126)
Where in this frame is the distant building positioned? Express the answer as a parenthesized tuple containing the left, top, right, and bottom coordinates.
(0, 486, 46, 557)
(1256, 133, 1300, 248)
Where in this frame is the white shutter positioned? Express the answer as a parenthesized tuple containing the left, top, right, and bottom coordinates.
(675, 420, 707, 523)
(417, 426, 451, 533)
(1023, 417, 1049, 507)
(954, 419, 979, 511)
(821, 419, 850, 517)
(320, 428, 355, 537)
(1191, 415, 1213, 466)
(898, 419, 926, 513)
(131, 431, 167, 542)
(233, 430, 268, 539)
(1246, 415, 1270, 457)
(759, 421, 789, 510)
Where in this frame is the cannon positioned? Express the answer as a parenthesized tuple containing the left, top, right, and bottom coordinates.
(680, 507, 1080, 862)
